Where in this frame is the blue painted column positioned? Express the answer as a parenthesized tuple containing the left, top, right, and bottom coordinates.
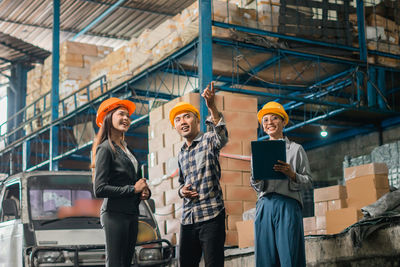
(8, 63, 28, 143)
(377, 68, 386, 109)
(50, 0, 60, 171)
(356, 0, 367, 105)
(199, 0, 213, 132)
(367, 67, 376, 107)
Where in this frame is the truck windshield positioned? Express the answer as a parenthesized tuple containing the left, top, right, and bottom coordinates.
(28, 175, 151, 223)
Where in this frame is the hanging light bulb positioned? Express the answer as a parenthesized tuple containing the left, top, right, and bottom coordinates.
(320, 125, 328, 137)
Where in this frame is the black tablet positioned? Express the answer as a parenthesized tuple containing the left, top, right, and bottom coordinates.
(251, 140, 287, 180)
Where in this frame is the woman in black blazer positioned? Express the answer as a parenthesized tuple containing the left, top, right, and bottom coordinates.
(92, 97, 150, 267)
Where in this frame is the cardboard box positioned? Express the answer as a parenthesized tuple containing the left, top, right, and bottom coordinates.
(346, 174, 389, 196)
(344, 163, 388, 181)
(303, 217, 316, 232)
(347, 188, 389, 209)
(326, 208, 363, 234)
(227, 215, 242, 231)
(314, 185, 347, 202)
(314, 201, 328, 216)
(346, 174, 389, 209)
(236, 220, 254, 248)
(316, 216, 326, 230)
(328, 199, 347, 210)
(225, 230, 238, 246)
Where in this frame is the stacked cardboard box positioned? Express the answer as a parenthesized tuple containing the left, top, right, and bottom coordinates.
(304, 185, 347, 235)
(25, 41, 113, 134)
(324, 163, 390, 234)
(344, 163, 389, 209)
(88, 0, 285, 94)
(350, 12, 400, 67)
(148, 92, 258, 246)
(236, 220, 255, 248)
(257, 0, 280, 33)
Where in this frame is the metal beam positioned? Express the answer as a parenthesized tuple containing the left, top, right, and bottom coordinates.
(284, 79, 353, 111)
(259, 108, 347, 141)
(163, 67, 307, 91)
(213, 38, 400, 73)
(303, 114, 400, 150)
(377, 68, 386, 109)
(213, 21, 359, 52)
(213, 21, 400, 61)
(72, 0, 125, 41)
(356, 0, 368, 62)
(50, 0, 60, 171)
(367, 67, 376, 107)
(277, 68, 355, 107)
(302, 125, 375, 150)
(199, 0, 213, 132)
(218, 85, 399, 115)
(245, 55, 283, 76)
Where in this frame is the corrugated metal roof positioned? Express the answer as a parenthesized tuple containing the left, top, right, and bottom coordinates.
(0, 0, 196, 52)
(0, 32, 50, 63)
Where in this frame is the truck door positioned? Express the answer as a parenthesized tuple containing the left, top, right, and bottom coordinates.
(0, 182, 23, 267)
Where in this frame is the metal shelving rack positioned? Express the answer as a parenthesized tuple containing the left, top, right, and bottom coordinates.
(0, 0, 400, 176)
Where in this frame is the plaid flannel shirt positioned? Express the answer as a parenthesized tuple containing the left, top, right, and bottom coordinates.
(178, 114, 228, 225)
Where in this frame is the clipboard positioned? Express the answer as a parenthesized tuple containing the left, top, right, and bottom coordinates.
(251, 140, 287, 180)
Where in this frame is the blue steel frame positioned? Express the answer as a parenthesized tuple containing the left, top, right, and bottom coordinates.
(1, 0, 400, 175)
(50, 0, 60, 171)
(199, 0, 213, 132)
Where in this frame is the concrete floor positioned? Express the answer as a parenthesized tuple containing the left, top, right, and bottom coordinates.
(218, 221, 400, 266)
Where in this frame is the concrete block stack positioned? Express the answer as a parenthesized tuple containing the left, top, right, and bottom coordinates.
(148, 92, 258, 246)
(304, 185, 347, 235)
(25, 41, 113, 133)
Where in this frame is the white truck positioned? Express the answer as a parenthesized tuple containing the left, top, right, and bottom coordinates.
(0, 171, 173, 267)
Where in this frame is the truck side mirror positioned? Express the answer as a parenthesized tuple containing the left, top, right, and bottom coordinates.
(2, 199, 18, 217)
(147, 198, 155, 213)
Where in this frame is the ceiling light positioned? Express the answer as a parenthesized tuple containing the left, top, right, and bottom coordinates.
(320, 125, 328, 138)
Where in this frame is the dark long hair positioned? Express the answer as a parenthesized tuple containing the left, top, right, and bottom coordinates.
(91, 108, 120, 171)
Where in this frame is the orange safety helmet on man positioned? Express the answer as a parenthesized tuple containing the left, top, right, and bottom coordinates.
(257, 101, 289, 126)
(169, 102, 200, 127)
(96, 97, 136, 127)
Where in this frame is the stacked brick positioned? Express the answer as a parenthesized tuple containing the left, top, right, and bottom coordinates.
(305, 163, 390, 235)
(25, 41, 113, 133)
(148, 92, 258, 246)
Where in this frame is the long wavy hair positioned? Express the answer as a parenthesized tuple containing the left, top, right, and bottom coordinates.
(91, 107, 125, 175)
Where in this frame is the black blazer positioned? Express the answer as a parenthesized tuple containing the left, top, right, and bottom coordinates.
(94, 140, 145, 215)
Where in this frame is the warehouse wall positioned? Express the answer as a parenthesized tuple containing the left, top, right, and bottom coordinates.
(307, 124, 400, 184)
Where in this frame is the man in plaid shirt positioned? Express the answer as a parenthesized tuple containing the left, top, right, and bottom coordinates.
(169, 83, 228, 267)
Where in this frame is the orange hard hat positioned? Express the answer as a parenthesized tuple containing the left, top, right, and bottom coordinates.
(169, 102, 200, 127)
(257, 101, 289, 126)
(96, 97, 136, 127)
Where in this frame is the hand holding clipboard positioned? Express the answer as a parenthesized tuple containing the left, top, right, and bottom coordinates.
(251, 140, 288, 180)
